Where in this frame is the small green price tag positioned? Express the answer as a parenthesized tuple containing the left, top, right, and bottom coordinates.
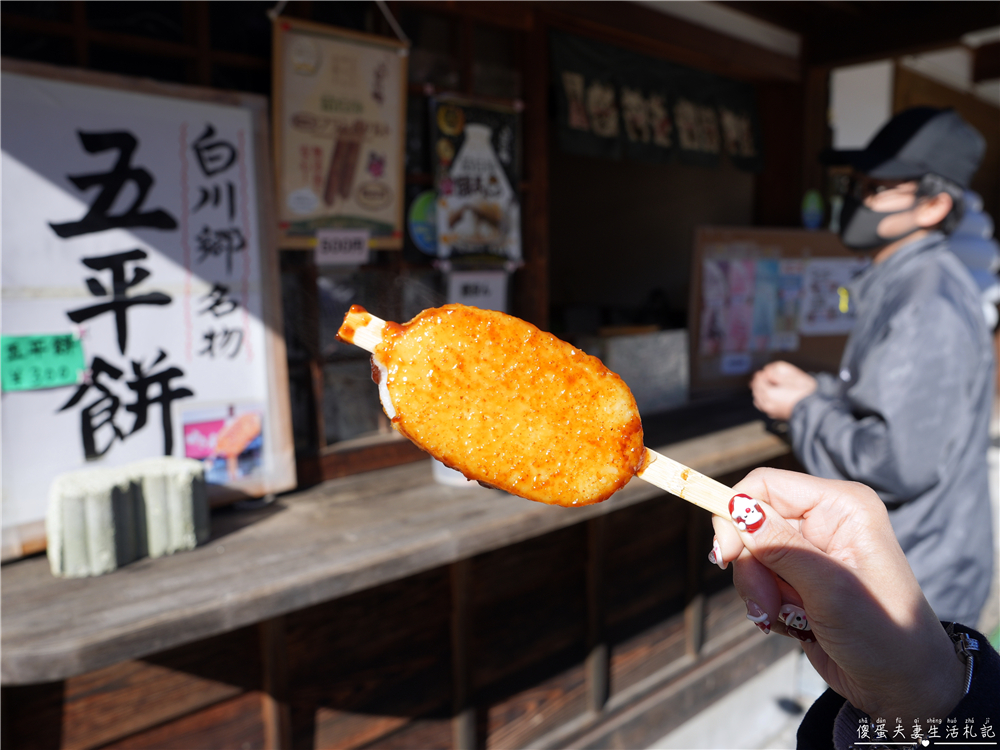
(1, 334, 86, 392)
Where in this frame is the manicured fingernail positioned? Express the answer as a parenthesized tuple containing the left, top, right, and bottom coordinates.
(708, 538, 727, 570)
(728, 493, 766, 533)
(778, 604, 811, 631)
(745, 600, 770, 634)
(787, 627, 814, 643)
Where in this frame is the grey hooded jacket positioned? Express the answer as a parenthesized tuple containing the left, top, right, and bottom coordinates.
(789, 232, 995, 626)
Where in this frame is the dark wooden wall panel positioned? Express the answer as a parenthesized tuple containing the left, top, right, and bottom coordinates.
(468, 526, 589, 748)
(703, 585, 748, 646)
(609, 610, 686, 696)
(283, 567, 453, 750)
(360, 716, 452, 750)
(604, 496, 691, 698)
(605, 497, 688, 640)
(98, 692, 267, 750)
(2, 626, 262, 750)
(483, 659, 587, 749)
(2, 457, 804, 750)
(469, 525, 587, 692)
(753, 81, 806, 228)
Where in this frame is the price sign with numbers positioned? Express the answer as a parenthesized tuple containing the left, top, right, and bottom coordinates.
(315, 228, 371, 266)
(1, 333, 86, 392)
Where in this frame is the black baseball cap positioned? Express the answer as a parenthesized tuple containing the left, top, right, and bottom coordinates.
(823, 107, 984, 188)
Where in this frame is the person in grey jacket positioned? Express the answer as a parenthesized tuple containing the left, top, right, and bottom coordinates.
(750, 108, 995, 627)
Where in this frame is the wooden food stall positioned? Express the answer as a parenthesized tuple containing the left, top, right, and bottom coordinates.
(3, 399, 798, 750)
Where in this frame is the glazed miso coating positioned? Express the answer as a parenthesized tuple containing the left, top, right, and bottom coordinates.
(365, 304, 644, 506)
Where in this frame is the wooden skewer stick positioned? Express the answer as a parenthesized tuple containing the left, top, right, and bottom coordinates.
(337, 307, 734, 519)
(636, 449, 731, 517)
(339, 307, 384, 354)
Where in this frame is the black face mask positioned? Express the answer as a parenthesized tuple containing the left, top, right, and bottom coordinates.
(839, 193, 919, 252)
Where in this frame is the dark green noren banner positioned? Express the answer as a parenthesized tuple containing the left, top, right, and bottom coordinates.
(550, 31, 763, 172)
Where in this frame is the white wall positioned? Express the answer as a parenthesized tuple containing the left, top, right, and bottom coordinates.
(829, 60, 894, 149)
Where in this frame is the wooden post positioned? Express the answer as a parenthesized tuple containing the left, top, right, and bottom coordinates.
(586, 515, 609, 713)
(71, 2, 88, 68)
(451, 559, 476, 750)
(802, 64, 832, 196)
(517, 13, 550, 330)
(190, 2, 212, 86)
(259, 616, 292, 750)
(302, 261, 327, 449)
(459, 15, 475, 96)
(684, 503, 706, 657)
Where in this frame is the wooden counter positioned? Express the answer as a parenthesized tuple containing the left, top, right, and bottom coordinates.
(2, 400, 799, 750)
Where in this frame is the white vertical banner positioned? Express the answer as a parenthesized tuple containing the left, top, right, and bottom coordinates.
(1, 66, 295, 544)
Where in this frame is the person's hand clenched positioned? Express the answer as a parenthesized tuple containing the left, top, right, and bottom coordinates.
(750, 361, 816, 420)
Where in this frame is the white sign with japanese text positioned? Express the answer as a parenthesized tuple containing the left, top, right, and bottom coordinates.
(1, 67, 295, 540)
(446, 270, 509, 313)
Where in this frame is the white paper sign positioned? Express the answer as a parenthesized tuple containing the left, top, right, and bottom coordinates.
(315, 228, 370, 266)
(446, 270, 508, 313)
(1, 70, 293, 533)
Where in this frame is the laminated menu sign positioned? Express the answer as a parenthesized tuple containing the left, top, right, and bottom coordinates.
(273, 19, 408, 250)
(432, 97, 521, 262)
(1, 62, 295, 554)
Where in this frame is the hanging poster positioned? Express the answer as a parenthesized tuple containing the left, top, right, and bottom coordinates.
(273, 18, 408, 249)
(431, 96, 521, 262)
(690, 228, 861, 394)
(1, 61, 295, 558)
(550, 31, 762, 172)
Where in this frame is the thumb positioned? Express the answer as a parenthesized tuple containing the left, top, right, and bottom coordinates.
(723, 489, 839, 600)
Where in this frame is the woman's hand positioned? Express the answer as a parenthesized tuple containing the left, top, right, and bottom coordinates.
(710, 468, 965, 724)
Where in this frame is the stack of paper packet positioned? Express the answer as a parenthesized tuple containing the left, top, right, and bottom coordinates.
(47, 457, 210, 578)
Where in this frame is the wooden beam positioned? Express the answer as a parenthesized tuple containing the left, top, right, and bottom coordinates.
(721, 1, 1000, 68)
(974, 40, 1000, 83)
(1, 11, 268, 71)
(405, 1, 536, 32)
(535, 1, 800, 82)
